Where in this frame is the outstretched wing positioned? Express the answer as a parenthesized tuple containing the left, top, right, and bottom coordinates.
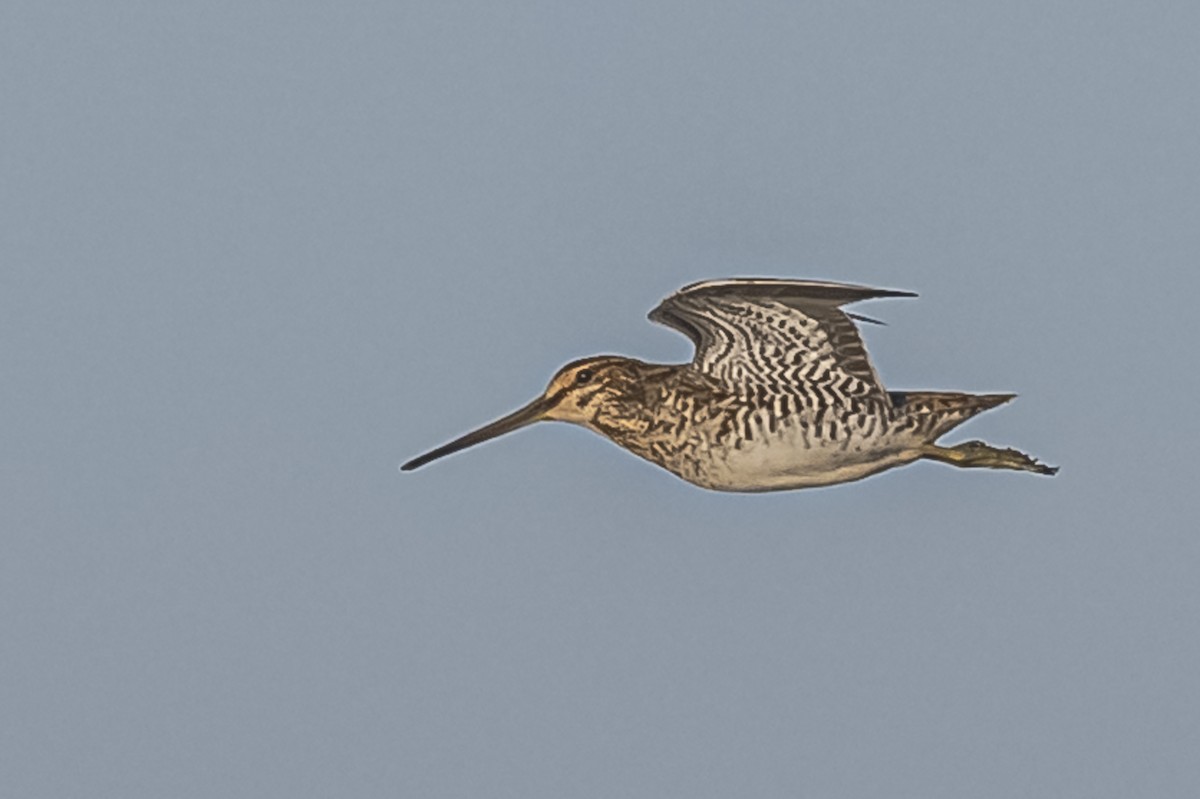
(648, 278, 916, 409)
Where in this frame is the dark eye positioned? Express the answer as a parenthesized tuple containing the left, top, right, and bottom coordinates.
(575, 369, 594, 385)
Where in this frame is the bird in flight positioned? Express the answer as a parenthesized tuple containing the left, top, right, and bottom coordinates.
(402, 279, 1056, 491)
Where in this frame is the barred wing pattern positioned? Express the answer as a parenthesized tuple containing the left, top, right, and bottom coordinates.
(648, 279, 916, 412)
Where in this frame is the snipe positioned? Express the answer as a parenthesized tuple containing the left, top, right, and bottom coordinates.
(402, 279, 1056, 491)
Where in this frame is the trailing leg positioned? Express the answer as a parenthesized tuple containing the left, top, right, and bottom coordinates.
(921, 440, 1058, 476)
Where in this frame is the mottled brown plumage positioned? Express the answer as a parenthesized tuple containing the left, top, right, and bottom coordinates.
(402, 279, 1056, 491)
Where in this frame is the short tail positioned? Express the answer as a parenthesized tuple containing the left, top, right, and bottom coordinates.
(889, 391, 1016, 439)
(892, 391, 1058, 476)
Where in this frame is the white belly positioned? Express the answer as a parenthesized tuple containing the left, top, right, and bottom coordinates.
(680, 424, 923, 492)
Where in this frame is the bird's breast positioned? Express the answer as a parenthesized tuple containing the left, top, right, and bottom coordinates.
(637, 411, 924, 492)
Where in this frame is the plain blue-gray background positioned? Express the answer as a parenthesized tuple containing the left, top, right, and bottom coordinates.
(3, 2, 1198, 797)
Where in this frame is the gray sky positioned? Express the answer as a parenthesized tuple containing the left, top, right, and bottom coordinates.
(3, 2, 1199, 797)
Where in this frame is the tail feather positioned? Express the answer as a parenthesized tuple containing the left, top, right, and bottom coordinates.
(891, 391, 1016, 439)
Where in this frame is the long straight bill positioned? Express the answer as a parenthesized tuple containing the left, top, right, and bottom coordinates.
(401, 395, 556, 471)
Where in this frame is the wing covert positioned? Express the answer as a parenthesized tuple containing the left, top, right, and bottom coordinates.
(648, 279, 915, 410)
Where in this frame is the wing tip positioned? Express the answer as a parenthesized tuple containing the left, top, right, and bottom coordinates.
(668, 277, 917, 302)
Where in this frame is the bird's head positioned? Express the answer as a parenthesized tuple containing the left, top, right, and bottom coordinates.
(401, 356, 643, 471)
